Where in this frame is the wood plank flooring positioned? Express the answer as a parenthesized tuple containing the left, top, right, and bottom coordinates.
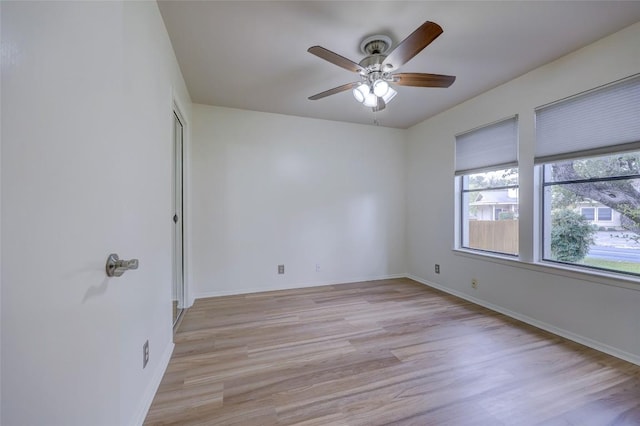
(144, 278, 640, 425)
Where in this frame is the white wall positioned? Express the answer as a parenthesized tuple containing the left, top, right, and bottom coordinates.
(406, 22, 640, 363)
(191, 105, 406, 297)
(0, 4, 3, 421)
(1, 2, 190, 425)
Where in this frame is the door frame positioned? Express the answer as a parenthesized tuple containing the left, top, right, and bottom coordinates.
(172, 99, 191, 320)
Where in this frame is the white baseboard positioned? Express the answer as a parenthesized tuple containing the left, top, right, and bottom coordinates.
(194, 273, 407, 299)
(131, 341, 175, 426)
(407, 274, 640, 367)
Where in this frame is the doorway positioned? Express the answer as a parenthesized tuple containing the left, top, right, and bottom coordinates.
(172, 110, 185, 327)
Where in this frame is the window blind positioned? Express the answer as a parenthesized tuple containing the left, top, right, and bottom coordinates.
(535, 74, 640, 164)
(455, 116, 518, 175)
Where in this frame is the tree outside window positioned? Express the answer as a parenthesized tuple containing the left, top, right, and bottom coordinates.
(543, 151, 640, 275)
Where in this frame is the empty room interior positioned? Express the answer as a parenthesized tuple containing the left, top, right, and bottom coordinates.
(3, 1, 640, 425)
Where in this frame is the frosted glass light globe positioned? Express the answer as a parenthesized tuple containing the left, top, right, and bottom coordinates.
(352, 84, 369, 103)
(373, 80, 389, 97)
(363, 91, 378, 107)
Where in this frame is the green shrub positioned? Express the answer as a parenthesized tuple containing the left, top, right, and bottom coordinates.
(551, 210, 596, 262)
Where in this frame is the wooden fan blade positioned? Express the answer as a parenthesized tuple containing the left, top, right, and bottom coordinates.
(393, 73, 456, 88)
(308, 46, 364, 73)
(308, 82, 360, 100)
(382, 21, 443, 70)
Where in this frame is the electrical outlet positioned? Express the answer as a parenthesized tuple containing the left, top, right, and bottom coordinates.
(278, 264, 285, 274)
(315, 263, 320, 272)
(471, 278, 478, 289)
(435, 264, 440, 274)
(143, 340, 149, 368)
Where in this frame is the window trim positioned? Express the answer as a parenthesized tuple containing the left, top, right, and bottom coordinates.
(539, 155, 640, 278)
(459, 169, 519, 257)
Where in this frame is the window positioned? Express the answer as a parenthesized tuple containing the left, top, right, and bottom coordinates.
(536, 75, 640, 276)
(580, 207, 595, 221)
(451, 75, 640, 280)
(456, 116, 518, 256)
(597, 207, 612, 221)
(541, 152, 640, 275)
(461, 169, 519, 255)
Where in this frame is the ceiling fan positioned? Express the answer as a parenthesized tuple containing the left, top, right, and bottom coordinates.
(307, 21, 456, 112)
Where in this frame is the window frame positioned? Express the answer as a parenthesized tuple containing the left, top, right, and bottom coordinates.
(459, 168, 519, 257)
(533, 74, 640, 280)
(539, 153, 640, 278)
(454, 116, 519, 258)
(453, 75, 640, 284)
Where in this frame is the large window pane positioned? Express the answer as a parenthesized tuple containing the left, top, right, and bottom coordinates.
(462, 168, 519, 256)
(542, 151, 640, 276)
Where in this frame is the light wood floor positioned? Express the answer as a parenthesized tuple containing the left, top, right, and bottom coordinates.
(144, 278, 640, 425)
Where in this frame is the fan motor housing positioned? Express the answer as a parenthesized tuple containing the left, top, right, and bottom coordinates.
(359, 35, 393, 73)
(359, 54, 387, 72)
(359, 34, 392, 55)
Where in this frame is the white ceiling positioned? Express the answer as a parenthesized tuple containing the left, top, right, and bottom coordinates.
(158, 1, 640, 129)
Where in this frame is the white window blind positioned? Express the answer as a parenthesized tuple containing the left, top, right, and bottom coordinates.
(455, 116, 518, 175)
(535, 74, 640, 163)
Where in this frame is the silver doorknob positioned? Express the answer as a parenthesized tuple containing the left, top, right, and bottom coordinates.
(106, 253, 139, 277)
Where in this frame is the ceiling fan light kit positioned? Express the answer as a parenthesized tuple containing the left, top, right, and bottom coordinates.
(353, 83, 368, 103)
(382, 87, 397, 103)
(353, 80, 393, 107)
(363, 90, 378, 108)
(373, 79, 390, 97)
(307, 21, 456, 115)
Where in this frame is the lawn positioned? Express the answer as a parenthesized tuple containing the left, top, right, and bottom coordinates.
(582, 257, 640, 274)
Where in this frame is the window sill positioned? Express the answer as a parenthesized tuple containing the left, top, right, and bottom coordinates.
(452, 248, 640, 292)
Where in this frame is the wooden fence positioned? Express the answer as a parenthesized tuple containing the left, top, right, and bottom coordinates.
(468, 220, 518, 255)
